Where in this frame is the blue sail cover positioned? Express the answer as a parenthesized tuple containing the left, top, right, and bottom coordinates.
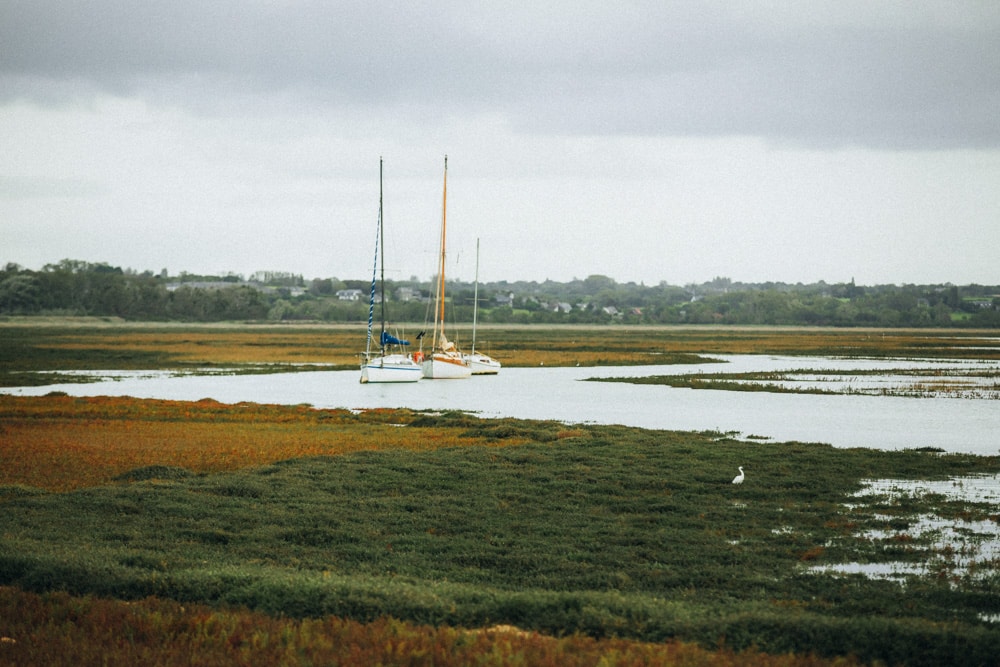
(381, 331, 410, 346)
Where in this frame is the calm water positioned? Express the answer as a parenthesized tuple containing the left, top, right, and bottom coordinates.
(6, 355, 998, 455)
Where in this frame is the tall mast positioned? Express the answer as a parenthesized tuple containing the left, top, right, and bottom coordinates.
(440, 156, 448, 336)
(379, 157, 386, 353)
(433, 156, 448, 349)
(365, 158, 382, 361)
(471, 237, 479, 354)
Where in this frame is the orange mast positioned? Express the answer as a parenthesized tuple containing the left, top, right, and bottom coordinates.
(433, 156, 448, 349)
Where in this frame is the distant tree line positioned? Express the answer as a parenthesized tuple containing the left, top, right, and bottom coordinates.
(2, 260, 998, 328)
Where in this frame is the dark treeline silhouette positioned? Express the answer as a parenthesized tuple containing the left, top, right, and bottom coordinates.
(2, 260, 999, 327)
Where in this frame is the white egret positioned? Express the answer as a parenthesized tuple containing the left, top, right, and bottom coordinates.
(732, 466, 745, 485)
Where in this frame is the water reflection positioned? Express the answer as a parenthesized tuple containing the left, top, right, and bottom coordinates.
(4, 355, 998, 455)
(812, 474, 1000, 582)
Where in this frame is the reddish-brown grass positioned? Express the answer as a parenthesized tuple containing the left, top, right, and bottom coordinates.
(0, 586, 864, 667)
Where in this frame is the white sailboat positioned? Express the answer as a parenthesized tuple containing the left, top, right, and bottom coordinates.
(464, 238, 501, 375)
(420, 156, 472, 379)
(360, 158, 421, 384)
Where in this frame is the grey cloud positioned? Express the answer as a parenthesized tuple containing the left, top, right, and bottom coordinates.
(2, 1, 998, 149)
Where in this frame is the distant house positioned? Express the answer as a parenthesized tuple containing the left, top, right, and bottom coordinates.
(165, 281, 247, 292)
(968, 298, 996, 309)
(258, 285, 307, 297)
(602, 306, 620, 317)
(494, 292, 514, 307)
(336, 289, 364, 301)
(396, 287, 419, 302)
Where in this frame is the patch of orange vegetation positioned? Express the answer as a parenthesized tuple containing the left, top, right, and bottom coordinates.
(49, 328, 363, 366)
(0, 395, 493, 492)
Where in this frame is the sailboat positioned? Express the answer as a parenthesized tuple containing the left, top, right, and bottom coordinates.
(360, 158, 421, 384)
(463, 238, 501, 375)
(420, 156, 472, 379)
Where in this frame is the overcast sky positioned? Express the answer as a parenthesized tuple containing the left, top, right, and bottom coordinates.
(3, 1, 999, 286)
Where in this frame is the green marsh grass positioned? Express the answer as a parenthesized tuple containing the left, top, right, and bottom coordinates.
(2, 405, 999, 664)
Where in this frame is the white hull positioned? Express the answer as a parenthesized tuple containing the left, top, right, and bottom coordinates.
(360, 355, 422, 383)
(421, 353, 472, 379)
(464, 352, 501, 375)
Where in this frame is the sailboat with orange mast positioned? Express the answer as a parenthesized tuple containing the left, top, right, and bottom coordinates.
(419, 156, 472, 379)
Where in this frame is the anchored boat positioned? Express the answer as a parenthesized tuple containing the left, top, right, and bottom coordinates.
(420, 156, 472, 379)
(360, 158, 421, 384)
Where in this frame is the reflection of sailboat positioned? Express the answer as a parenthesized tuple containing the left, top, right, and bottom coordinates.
(420, 156, 472, 379)
(464, 238, 501, 375)
(360, 158, 421, 384)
